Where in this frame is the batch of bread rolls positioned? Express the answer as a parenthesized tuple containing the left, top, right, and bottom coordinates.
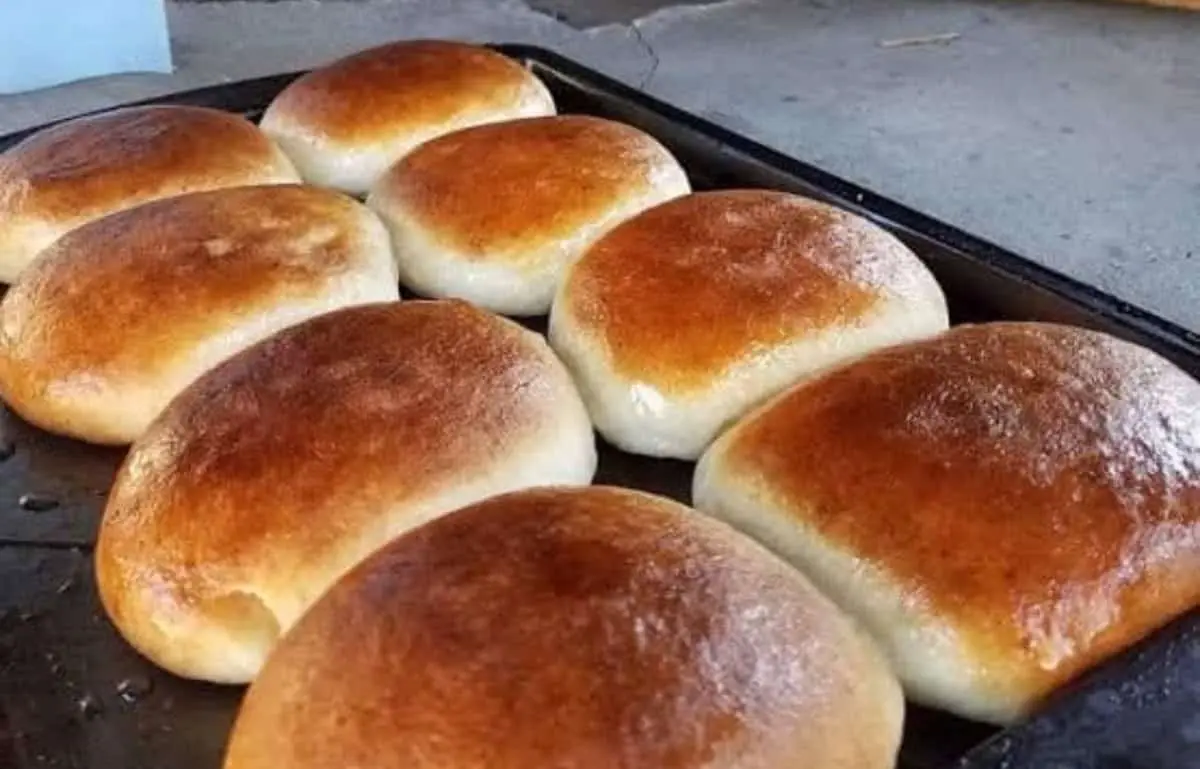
(0, 38, 1196, 769)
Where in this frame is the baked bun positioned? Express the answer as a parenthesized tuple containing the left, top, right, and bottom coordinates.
(95, 300, 597, 684)
(0, 105, 299, 283)
(367, 115, 690, 316)
(694, 321, 1200, 724)
(223, 486, 903, 769)
(0, 184, 398, 445)
(260, 40, 555, 195)
(550, 190, 948, 460)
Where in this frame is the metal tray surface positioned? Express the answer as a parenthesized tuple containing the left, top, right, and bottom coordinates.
(0, 44, 1196, 769)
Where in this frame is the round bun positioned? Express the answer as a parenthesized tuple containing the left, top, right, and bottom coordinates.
(0, 184, 398, 445)
(260, 40, 555, 195)
(367, 115, 690, 316)
(95, 300, 597, 684)
(0, 105, 299, 283)
(694, 321, 1200, 724)
(550, 190, 948, 460)
(223, 485, 903, 769)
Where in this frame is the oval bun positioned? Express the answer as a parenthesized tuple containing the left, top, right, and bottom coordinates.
(261, 40, 555, 195)
(0, 105, 299, 282)
(695, 321, 1200, 724)
(95, 300, 597, 684)
(368, 115, 690, 316)
(0, 184, 398, 445)
(550, 190, 948, 459)
(224, 486, 903, 769)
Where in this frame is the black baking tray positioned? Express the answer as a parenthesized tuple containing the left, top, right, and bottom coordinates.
(0, 44, 1196, 769)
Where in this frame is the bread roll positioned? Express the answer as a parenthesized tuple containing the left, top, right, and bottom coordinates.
(95, 300, 597, 684)
(260, 40, 555, 195)
(550, 190, 948, 460)
(223, 486, 903, 769)
(0, 184, 398, 445)
(367, 115, 690, 316)
(0, 105, 299, 283)
(694, 321, 1200, 724)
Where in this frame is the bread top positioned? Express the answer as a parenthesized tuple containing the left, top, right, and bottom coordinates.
(261, 40, 551, 147)
(98, 301, 574, 624)
(557, 190, 941, 393)
(0, 184, 392, 390)
(0, 105, 297, 226)
(369, 115, 686, 264)
(715, 321, 1200, 694)
(224, 486, 902, 769)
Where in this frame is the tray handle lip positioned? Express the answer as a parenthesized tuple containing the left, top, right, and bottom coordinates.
(491, 41, 1200, 366)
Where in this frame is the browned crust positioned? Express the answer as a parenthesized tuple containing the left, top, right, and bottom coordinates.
(0, 105, 294, 224)
(561, 190, 928, 390)
(372, 115, 682, 260)
(263, 40, 547, 144)
(720, 321, 1200, 698)
(96, 301, 566, 633)
(224, 486, 902, 769)
(0, 184, 379, 396)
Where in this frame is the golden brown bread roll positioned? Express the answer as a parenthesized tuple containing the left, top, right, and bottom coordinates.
(694, 321, 1200, 724)
(550, 190, 948, 459)
(367, 115, 691, 316)
(260, 40, 555, 195)
(96, 300, 597, 684)
(223, 486, 904, 769)
(0, 184, 398, 445)
(0, 105, 299, 282)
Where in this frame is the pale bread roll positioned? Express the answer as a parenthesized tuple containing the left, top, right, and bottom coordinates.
(260, 40, 555, 195)
(95, 301, 597, 684)
(0, 105, 299, 283)
(550, 190, 948, 460)
(367, 115, 691, 316)
(694, 321, 1200, 724)
(224, 486, 904, 769)
(0, 184, 398, 445)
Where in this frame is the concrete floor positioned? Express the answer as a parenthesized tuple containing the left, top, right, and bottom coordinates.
(1, 0, 1197, 332)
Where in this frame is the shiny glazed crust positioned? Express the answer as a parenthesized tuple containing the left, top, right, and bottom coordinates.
(0, 184, 399, 444)
(367, 115, 691, 315)
(260, 40, 555, 194)
(549, 190, 948, 459)
(95, 301, 597, 684)
(0, 105, 299, 282)
(695, 321, 1200, 723)
(262, 40, 551, 145)
(224, 486, 904, 769)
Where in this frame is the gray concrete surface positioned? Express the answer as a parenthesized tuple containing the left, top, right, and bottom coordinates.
(1, 0, 1197, 331)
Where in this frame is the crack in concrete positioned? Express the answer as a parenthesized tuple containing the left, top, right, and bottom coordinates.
(524, 1, 712, 29)
(629, 22, 660, 90)
(624, 0, 755, 29)
(525, 0, 751, 30)
(517, 0, 666, 92)
(174, 0, 745, 97)
(520, 0, 756, 92)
